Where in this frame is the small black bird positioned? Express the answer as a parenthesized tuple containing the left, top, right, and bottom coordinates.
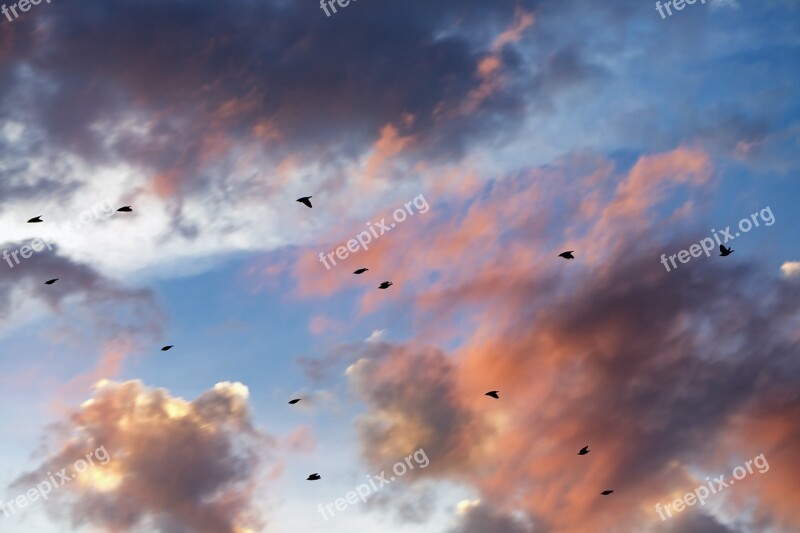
(307, 473, 321, 481)
(601, 490, 614, 496)
(28, 216, 43, 223)
(44, 278, 59, 285)
(719, 244, 733, 257)
(378, 281, 393, 289)
(117, 206, 133, 213)
(288, 399, 301, 405)
(353, 268, 369, 275)
(161, 345, 174, 351)
(297, 196, 313, 208)
(578, 446, 590, 455)
(485, 391, 500, 399)
(558, 251, 575, 260)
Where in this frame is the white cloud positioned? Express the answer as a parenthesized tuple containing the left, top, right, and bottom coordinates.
(780, 261, 800, 277)
(711, 0, 739, 10)
(365, 329, 386, 343)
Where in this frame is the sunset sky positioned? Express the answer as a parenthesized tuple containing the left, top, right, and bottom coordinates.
(0, 0, 798, 532)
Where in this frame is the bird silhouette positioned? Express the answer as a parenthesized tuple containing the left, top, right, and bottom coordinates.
(44, 278, 59, 285)
(297, 196, 313, 208)
(28, 216, 43, 223)
(558, 251, 575, 260)
(578, 446, 590, 455)
(307, 473, 321, 481)
(288, 399, 301, 404)
(378, 281, 393, 289)
(485, 391, 500, 399)
(353, 268, 369, 275)
(161, 345, 174, 351)
(601, 490, 614, 495)
(117, 206, 133, 212)
(719, 244, 733, 257)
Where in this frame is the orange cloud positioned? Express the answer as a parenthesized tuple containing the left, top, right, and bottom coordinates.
(13, 380, 274, 533)
(291, 147, 797, 532)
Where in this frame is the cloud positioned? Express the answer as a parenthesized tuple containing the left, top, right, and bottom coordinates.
(780, 261, 800, 277)
(0, 243, 163, 343)
(710, 0, 739, 10)
(365, 329, 386, 343)
(314, 148, 800, 531)
(663, 512, 738, 533)
(447, 500, 536, 533)
(348, 343, 488, 477)
(9, 380, 272, 533)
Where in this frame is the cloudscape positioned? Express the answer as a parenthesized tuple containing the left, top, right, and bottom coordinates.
(0, 0, 798, 531)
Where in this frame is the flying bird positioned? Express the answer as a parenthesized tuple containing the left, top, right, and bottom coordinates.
(161, 345, 174, 351)
(28, 216, 43, 223)
(44, 278, 59, 285)
(601, 490, 614, 495)
(297, 196, 313, 208)
(307, 473, 321, 481)
(558, 251, 575, 260)
(353, 268, 369, 275)
(719, 244, 733, 256)
(378, 281, 393, 289)
(578, 446, 590, 455)
(485, 391, 500, 399)
(288, 399, 301, 405)
(117, 206, 133, 212)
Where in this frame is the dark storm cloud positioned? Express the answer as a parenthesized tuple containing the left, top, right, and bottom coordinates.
(0, 0, 616, 198)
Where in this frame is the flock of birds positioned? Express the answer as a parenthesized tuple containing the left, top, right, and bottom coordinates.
(292, 197, 618, 494)
(29, 198, 737, 496)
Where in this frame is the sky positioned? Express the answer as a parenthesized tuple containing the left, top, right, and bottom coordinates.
(0, 0, 798, 532)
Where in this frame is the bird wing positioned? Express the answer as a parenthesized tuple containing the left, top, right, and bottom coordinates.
(719, 244, 726, 253)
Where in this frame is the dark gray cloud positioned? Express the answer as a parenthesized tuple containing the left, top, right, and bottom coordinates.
(0, 240, 164, 343)
(348, 343, 487, 477)
(342, 234, 800, 529)
(0, 0, 616, 201)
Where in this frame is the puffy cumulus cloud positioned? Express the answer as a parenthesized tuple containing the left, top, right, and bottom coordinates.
(348, 343, 488, 476)
(10, 380, 273, 532)
(780, 261, 800, 278)
(300, 149, 800, 530)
